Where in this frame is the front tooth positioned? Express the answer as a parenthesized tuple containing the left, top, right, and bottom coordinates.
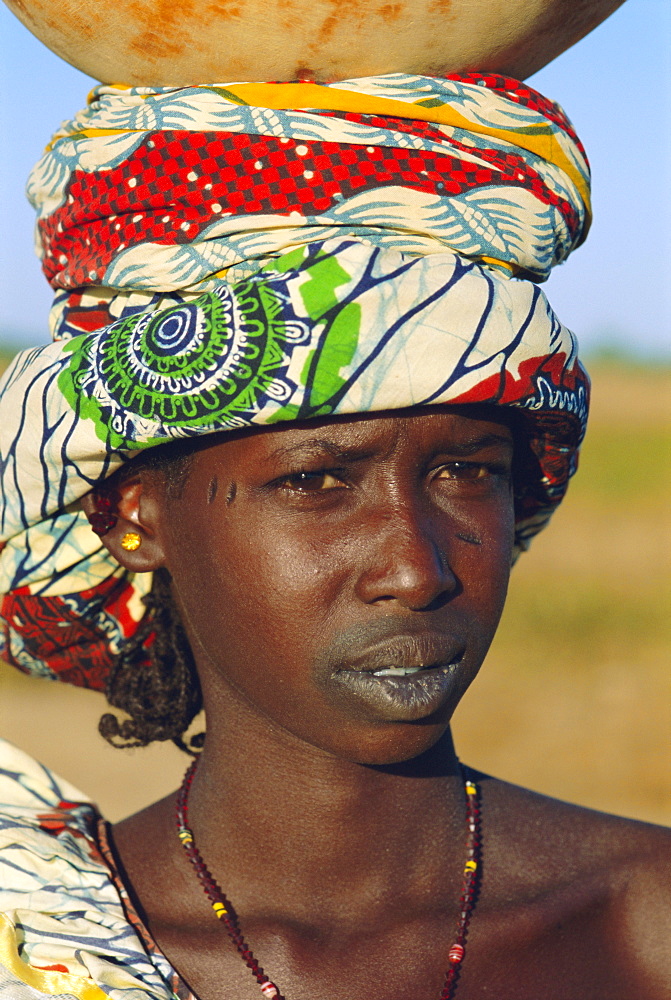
(373, 666, 423, 677)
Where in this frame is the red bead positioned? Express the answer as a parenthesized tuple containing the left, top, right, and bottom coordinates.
(88, 511, 117, 535)
(449, 944, 465, 964)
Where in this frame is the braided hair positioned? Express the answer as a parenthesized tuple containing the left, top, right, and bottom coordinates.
(99, 569, 204, 754)
(98, 441, 205, 754)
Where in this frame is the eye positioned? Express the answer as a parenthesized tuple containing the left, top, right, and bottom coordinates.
(278, 471, 345, 492)
(435, 462, 492, 481)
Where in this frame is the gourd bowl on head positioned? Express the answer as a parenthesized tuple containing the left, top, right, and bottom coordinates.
(4, 0, 625, 85)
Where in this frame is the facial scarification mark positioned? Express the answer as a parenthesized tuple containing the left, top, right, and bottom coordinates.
(456, 532, 482, 546)
(207, 477, 219, 505)
(226, 482, 237, 506)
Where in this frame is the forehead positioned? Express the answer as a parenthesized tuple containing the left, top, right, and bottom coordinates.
(190, 405, 515, 472)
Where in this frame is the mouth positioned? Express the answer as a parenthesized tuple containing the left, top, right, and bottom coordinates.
(337, 634, 465, 678)
(328, 635, 466, 721)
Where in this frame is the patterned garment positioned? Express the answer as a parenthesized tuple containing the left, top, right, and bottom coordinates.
(0, 73, 590, 689)
(0, 739, 193, 999)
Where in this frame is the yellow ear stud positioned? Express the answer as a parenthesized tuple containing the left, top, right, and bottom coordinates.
(120, 531, 142, 552)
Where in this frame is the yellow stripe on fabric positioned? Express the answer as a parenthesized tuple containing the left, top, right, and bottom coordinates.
(479, 256, 515, 273)
(0, 914, 110, 999)
(53, 81, 589, 212)
(218, 82, 591, 209)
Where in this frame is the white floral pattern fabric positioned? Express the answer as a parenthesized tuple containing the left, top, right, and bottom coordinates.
(0, 740, 193, 1000)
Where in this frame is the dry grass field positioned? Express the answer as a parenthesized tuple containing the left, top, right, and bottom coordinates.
(1, 352, 669, 824)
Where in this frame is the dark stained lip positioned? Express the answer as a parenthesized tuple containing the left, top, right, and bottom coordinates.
(334, 635, 464, 674)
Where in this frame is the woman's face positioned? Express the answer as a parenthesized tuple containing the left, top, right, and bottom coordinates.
(151, 406, 516, 764)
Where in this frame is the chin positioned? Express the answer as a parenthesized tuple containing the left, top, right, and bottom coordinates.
(331, 717, 455, 770)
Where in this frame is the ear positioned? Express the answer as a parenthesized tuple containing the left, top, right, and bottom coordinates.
(80, 474, 168, 572)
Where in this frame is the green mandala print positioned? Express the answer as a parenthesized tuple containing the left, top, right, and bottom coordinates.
(58, 280, 311, 449)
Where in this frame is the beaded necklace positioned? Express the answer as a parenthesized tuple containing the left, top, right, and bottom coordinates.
(176, 760, 481, 1000)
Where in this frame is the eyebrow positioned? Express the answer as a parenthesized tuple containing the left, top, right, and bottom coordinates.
(440, 433, 514, 456)
(268, 439, 374, 464)
(268, 433, 513, 464)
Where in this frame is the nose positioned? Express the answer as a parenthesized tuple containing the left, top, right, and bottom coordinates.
(354, 501, 458, 611)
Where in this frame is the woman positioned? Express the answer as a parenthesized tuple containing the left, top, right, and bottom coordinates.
(0, 72, 669, 999)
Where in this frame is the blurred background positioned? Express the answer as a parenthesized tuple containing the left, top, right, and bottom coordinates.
(1, 0, 669, 824)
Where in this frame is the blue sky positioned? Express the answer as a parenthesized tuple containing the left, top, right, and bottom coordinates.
(0, 0, 668, 356)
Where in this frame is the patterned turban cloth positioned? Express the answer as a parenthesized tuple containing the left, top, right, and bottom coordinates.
(0, 73, 590, 689)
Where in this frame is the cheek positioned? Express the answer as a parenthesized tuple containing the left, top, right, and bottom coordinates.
(167, 509, 338, 669)
(449, 496, 515, 619)
(472, 500, 515, 574)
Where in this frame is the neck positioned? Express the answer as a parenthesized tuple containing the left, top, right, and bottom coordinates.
(185, 701, 468, 924)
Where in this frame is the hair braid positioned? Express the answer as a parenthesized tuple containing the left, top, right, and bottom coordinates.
(99, 568, 204, 754)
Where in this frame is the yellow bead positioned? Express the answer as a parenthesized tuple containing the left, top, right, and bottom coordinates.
(465, 781, 477, 795)
(120, 531, 142, 551)
(464, 860, 477, 873)
(212, 902, 228, 917)
(178, 829, 193, 844)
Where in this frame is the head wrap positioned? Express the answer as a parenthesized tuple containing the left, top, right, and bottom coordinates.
(0, 72, 590, 689)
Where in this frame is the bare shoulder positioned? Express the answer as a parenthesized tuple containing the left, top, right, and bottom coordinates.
(476, 772, 671, 996)
(482, 770, 671, 853)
